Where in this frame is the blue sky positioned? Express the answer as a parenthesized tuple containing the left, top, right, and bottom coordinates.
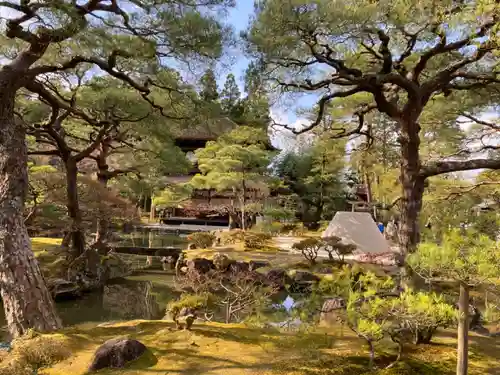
(223, 0, 318, 133)
(223, 0, 253, 90)
(0, 0, 312, 133)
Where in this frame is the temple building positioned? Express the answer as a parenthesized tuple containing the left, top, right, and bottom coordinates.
(161, 119, 272, 228)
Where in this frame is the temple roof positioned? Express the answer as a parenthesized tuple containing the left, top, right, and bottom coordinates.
(170, 117, 238, 141)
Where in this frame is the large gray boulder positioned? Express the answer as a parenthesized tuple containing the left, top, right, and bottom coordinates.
(47, 278, 82, 300)
(88, 338, 147, 371)
(103, 253, 132, 279)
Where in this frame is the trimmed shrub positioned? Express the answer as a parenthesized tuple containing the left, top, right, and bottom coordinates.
(218, 229, 245, 245)
(244, 232, 272, 250)
(167, 293, 211, 330)
(254, 221, 283, 235)
(187, 232, 216, 249)
(292, 238, 322, 265)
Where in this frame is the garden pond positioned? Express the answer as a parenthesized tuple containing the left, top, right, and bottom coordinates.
(0, 228, 299, 339)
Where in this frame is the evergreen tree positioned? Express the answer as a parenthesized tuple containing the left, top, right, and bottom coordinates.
(0, 0, 234, 338)
(409, 231, 500, 375)
(200, 68, 219, 103)
(191, 126, 274, 229)
(240, 62, 271, 128)
(274, 136, 347, 226)
(220, 73, 241, 114)
(245, 0, 500, 258)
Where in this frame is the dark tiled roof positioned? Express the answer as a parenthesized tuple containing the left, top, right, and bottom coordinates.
(170, 117, 238, 141)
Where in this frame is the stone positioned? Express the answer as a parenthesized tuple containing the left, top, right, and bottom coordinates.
(187, 258, 214, 274)
(353, 252, 403, 267)
(320, 298, 346, 325)
(289, 271, 320, 293)
(103, 253, 132, 280)
(212, 230, 224, 246)
(249, 260, 270, 271)
(292, 271, 320, 284)
(88, 338, 147, 371)
(266, 269, 292, 289)
(213, 253, 232, 271)
(176, 307, 197, 330)
(47, 278, 82, 300)
(161, 256, 177, 271)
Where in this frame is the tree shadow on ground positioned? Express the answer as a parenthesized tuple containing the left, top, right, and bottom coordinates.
(127, 348, 158, 370)
(53, 322, 500, 375)
(190, 323, 336, 350)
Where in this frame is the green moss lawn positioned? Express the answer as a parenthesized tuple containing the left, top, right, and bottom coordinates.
(0, 320, 496, 375)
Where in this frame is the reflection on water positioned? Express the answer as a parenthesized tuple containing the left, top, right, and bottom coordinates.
(113, 229, 188, 248)
(281, 295, 296, 311)
(57, 275, 180, 325)
(0, 273, 300, 340)
(0, 273, 179, 339)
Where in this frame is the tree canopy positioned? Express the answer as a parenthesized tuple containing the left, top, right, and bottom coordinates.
(0, 0, 236, 338)
(245, 0, 500, 254)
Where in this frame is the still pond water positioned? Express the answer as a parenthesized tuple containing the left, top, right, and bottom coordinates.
(0, 229, 296, 338)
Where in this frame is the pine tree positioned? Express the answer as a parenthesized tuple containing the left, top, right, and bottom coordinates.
(191, 126, 274, 229)
(245, 0, 500, 258)
(220, 73, 241, 115)
(200, 68, 219, 102)
(409, 231, 500, 375)
(0, 0, 233, 338)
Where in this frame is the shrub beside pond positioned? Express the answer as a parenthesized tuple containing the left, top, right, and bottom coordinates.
(187, 232, 216, 249)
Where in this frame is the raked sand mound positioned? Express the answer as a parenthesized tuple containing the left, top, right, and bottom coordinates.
(322, 212, 391, 254)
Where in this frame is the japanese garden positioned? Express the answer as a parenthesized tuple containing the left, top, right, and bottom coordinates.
(0, 1, 499, 375)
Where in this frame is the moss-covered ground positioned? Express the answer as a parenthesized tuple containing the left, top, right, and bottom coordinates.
(18, 237, 500, 374)
(1, 320, 498, 375)
(31, 237, 66, 279)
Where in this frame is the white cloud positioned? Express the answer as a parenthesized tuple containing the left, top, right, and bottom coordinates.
(269, 108, 313, 150)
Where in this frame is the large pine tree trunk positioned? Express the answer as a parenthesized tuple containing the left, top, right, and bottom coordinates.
(457, 282, 470, 375)
(399, 172, 425, 254)
(398, 118, 425, 256)
(64, 159, 86, 258)
(397, 116, 426, 288)
(0, 81, 62, 337)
